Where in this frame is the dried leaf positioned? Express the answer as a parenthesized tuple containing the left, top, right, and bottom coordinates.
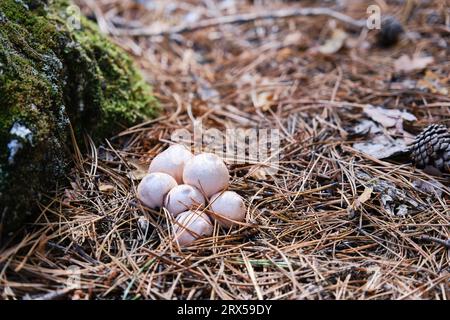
(363, 105, 417, 128)
(127, 159, 149, 181)
(351, 120, 382, 136)
(353, 134, 408, 159)
(394, 54, 434, 73)
(412, 178, 444, 198)
(349, 186, 373, 216)
(358, 187, 373, 204)
(356, 171, 424, 216)
(253, 91, 274, 111)
(128, 169, 147, 181)
(248, 166, 270, 180)
(417, 70, 449, 95)
(318, 29, 347, 54)
(276, 47, 294, 61)
(283, 32, 302, 47)
(99, 183, 115, 193)
(352, 107, 414, 160)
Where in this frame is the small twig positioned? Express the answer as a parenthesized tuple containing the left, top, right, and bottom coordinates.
(116, 7, 366, 37)
(48, 242, 100, 265)
(23, 287, 73, 300)
(419, 235, 450, 249)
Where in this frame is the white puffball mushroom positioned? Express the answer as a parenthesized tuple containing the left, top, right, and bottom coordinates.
(182, 153, 229, 197)
(148, 144, 193, 183)
(172, 210, 213, 247)
(164, 184, 205, 217)
(137, 172, 177, 209)
(210, 191, 246, 227)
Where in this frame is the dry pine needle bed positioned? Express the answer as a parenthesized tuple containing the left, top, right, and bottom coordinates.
(0, 0, 449, 300)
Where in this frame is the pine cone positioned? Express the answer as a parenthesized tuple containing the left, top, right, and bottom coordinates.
(377, 16, 404, 47)
(410, 124, 450, 172)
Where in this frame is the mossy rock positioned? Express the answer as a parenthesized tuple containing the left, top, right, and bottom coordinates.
(0, 0, 158, 233)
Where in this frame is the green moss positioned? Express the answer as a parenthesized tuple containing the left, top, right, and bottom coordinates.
(64, 16, 158, 137)
(0, 0, 158, 232)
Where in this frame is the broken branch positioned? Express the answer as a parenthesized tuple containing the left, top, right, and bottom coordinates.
(116, 7, 366, 37)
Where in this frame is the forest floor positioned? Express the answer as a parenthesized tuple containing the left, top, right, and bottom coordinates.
(1, 0, 449, 300)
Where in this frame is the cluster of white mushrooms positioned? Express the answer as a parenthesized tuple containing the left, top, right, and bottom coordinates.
(137, 144, 246, 247)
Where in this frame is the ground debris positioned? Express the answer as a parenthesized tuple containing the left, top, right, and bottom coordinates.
(412, 178, 445, 199)
(353, 134, 408, 159)
(352, 105, 416, 159)
(356, 171, 425, 216)
(363, 105, 416, 129)
(394, 54, 434, 73)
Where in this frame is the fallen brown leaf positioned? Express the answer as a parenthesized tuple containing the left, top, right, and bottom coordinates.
(363, 105, 416, 129)
(318, 28, 347, 55)
(353, 134, 408, 159)
(417, 70, 449, 95)
(394, 54, 434, 73)
(98, 183, 115, 193)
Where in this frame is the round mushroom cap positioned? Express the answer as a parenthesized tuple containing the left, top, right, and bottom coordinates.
(148, 144, 193, 183)
(137, 172, 178, 209)
(172, 210, 213, 247)
(210, 191, 246, 227)
(182, 153, 229, 197)
(164, 184, 206, 217)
